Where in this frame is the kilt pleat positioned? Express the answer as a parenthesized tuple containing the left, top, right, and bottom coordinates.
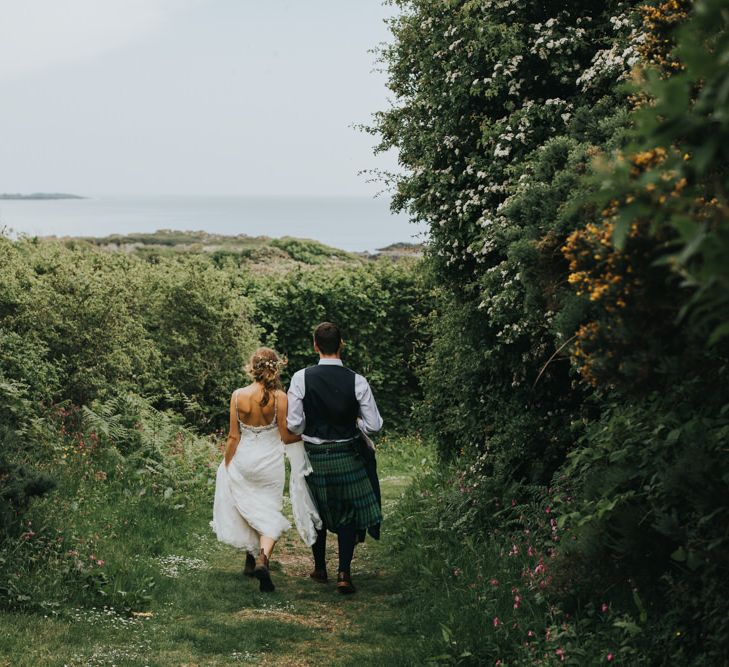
(304, 440, 382, 533)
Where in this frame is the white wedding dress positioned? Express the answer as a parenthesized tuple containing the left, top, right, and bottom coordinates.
(211, 391, 321, 552)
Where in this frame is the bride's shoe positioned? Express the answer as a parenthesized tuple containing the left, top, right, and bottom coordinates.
(243, 552, 256, 577)
(253, 550, 275, 593)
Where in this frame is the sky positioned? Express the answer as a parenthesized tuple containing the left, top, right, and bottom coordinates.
(0, 0, 401, 197)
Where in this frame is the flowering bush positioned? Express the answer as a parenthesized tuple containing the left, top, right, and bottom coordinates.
(387, 463, 645, 665)
(375, 0, 729, 662)
(372, 0, 640, 475)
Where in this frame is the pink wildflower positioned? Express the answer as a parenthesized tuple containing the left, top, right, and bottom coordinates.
(493, 617, 501, 628)
(555, 648, 566, 662)
(601, 603, 609, 613)
(607, 654, 614, 662)
(490, 578, 499, 587)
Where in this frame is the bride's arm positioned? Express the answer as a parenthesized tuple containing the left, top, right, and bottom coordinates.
(224, 391, 241, 466)
(276, 391, 301, 444)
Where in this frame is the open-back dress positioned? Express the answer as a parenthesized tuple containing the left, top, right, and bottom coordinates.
(211, 390, 290, 552)
(211, 389, 322, 551)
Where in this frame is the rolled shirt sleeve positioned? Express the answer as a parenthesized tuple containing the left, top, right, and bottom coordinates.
(286, 369, 306, 435)
(355, 374, 383, 434)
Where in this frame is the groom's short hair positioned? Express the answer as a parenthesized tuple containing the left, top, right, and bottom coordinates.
(314, 322, 342, 355)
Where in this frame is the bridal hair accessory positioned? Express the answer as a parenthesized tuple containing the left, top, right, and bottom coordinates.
(246, 347, 287, 384)
(245, 348, 285, 407)
(249, 352, 287, 375)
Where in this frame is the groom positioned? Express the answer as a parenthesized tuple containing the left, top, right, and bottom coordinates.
(286, 322, 383, 594)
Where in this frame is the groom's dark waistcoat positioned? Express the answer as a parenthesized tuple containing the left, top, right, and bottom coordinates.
(302, 365, 359, 442)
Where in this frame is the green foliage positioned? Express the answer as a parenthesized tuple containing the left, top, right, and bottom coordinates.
(372, 0, 635, 472)
(0, 237, 256, 423)
(0, 392, 218, 613)
(0, 235, 426, 429)
(375, 0, 729, 663)
(142, 258, 260, 426)
(269, 236, 353, 264)
(596, 0, 729, 345)
(0, 453, 55, 538)
(246, 258, 432, 428)
(0, 237, 162, 405)
(0, 380, 57, 540)
(385, 463, 644, 665)
(553, 385, 729, 663)
(0, 232, 429, 616)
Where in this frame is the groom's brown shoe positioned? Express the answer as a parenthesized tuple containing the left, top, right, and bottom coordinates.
(310, 568, 328, 584)
(253, 551, 275, 593)
(243, 553, 256, 577)
(336, 571, 355, 595)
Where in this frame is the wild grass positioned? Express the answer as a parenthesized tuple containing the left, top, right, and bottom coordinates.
(0, 434, 436, 667)
(380, 465, 647, 666)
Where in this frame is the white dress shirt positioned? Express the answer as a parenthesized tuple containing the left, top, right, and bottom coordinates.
(286, 358, 383, 444)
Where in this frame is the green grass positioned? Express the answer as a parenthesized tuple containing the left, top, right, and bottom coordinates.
(0, 435, 436, 667)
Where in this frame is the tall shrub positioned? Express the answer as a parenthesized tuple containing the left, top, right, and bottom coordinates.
(376, 0, 729, 661)
(373, 0, 640, 475)
(246, 259, 431, 429)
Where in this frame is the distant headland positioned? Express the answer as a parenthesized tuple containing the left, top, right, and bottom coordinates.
(35, 229, 424, 269)
(0, 193, 85, 200)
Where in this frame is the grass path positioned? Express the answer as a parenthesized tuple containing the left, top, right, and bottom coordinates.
(0, 448, 427, 667)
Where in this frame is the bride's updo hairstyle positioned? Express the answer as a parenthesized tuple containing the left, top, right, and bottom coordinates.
(246, 347, 286, 407)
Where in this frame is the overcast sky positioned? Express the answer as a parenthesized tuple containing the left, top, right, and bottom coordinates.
(0, 0, 400, 197)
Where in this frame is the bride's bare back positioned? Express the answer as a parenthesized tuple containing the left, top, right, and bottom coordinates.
(224, 383, 300, 466)
(235, 383, 277, 427)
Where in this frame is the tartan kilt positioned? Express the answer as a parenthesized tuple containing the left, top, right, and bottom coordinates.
(304, 439, 382, 533)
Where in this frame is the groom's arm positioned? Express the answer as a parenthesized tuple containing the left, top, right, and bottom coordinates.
(355, 375, 383, 434)
(286, 369, 306, 435)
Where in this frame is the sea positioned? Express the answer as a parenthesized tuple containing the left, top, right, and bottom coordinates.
(0, 195, 427, 253)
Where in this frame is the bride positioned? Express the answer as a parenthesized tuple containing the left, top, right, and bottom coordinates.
(211, 347, 320, 592)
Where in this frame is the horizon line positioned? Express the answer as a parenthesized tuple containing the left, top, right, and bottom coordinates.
(2, 192, 399, 201)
